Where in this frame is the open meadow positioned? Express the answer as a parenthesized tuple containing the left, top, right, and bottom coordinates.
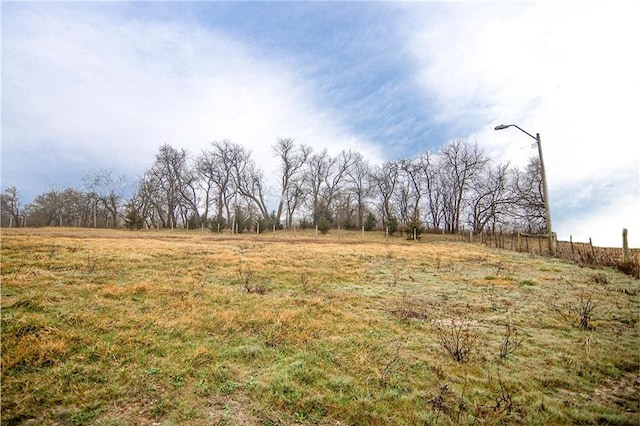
(1, 228, 638, 425)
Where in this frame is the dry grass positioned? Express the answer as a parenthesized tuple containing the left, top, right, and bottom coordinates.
(1, 227, 639, 425)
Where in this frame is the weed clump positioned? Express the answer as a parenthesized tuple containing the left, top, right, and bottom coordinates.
(590, 272, 609, 285)
(235, 262, 268, 294)
(551, 293, 606, 330)
(498, 324, 525, 360)
(390, 292, 430, 321)
(432, 318, 477, 362)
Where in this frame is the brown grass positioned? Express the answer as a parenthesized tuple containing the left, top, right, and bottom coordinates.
(1, 227, 639, 425)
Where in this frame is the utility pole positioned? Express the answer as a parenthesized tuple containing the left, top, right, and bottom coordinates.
(495, 124, 555, 255)
(535, 132, 555, 255)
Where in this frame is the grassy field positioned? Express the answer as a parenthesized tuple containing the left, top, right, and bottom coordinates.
(1, 227, 638, 425)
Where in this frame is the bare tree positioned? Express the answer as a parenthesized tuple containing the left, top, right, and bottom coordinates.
(283, 179, 306, 229)
(58, 188, 89, 226)
(197, 140, 242, 227)
(416, 152, 443, 230)
(325, 150, 357, 214)
(509, 157, 546, 233)
(24, 188, 62, 226)
(438, 140, 488, 233)
(128, 172, 162, 229)
(9, 134, 552, 234)
(370, 160, 400, 228)
(233, 155, 270, 221)
(175, 162, 202, 228)
(303, 149, 359, 226)
(25, 187, 91, 227)
(194, 152, 215, 224)
(467, 162, 511, 233)
(197, 140, 270, 226)
(344, 151, 372, 228)
(272, 138, 310, 227)
(1, 186, 21, 227)
(396, 158, 425, 227)
(304, 149, 334, 223)
(84, 169, 129, 228)
(144, 144, 191, 228)
(123, 180, 148, 230)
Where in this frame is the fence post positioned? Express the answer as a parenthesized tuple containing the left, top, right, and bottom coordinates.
(570, 235, 575, 261)
(589, 237, 596, 262)
(517, 232, 522, 252)
(538, 235, 542, 254)
(622, 228, 630, 266)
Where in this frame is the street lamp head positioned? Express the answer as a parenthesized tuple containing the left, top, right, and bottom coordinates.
(494, 124, 512, 131)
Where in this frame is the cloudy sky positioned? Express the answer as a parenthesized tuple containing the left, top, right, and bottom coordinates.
(2, 1, 638, 246)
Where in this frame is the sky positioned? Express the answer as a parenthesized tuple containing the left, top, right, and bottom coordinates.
(1, 1, 638, 247)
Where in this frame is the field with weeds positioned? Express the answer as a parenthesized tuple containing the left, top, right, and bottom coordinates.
(1, 227, 638, 425)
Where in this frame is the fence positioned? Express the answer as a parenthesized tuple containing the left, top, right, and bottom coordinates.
(481, 231, 639, 279)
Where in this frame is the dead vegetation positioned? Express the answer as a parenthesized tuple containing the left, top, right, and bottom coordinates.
(1, 227, 638, 425)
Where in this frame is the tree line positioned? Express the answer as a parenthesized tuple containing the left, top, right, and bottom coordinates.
(1, 138, 546, 235)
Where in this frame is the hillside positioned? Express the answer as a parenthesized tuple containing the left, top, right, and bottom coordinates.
(1, 228, 638, 425)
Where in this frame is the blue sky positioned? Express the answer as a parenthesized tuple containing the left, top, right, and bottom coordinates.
(2, 1, 639, 246)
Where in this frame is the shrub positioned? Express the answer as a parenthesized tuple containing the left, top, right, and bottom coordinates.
(386, 216, 399, 235)
(405, 218, 424, 241)
(257, 212, 282, 234)
(124, 208, 144, 230)
(342, 215, 355, 230)
(590, 272, 609, 285)
(232, 207, 249, 234)
(390, 292, 430, 321)
(551, 293, 604, 330)
(209, 216, 227, 233)
(299, 218, 313, 230)
(498, 324, 524, 360)
(187, 213, 201, 230)
(364, 213, 377, 231)
(317, 216, 331, 234)
(236, 262, 268, 294)
(432, 319, 476, 362)
(314, 204, 333, 234)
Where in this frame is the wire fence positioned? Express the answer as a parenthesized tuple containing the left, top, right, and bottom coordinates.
(480, 231, 639, 279)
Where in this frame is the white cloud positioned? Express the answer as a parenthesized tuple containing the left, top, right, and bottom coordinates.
(3, 3, 637, 246)
(2, 6, 384, 200)
(403, 1, 640, 247)
(556, 193, 640, 248)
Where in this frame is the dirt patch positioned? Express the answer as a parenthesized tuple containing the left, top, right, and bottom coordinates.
(593, 372, 640, 412)
(206, 396, 261, 424)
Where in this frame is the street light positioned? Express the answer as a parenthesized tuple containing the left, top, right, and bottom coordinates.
(495, 123, 555, 255)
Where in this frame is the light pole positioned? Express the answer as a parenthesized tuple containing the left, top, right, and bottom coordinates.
(495, 124, 555, 255)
